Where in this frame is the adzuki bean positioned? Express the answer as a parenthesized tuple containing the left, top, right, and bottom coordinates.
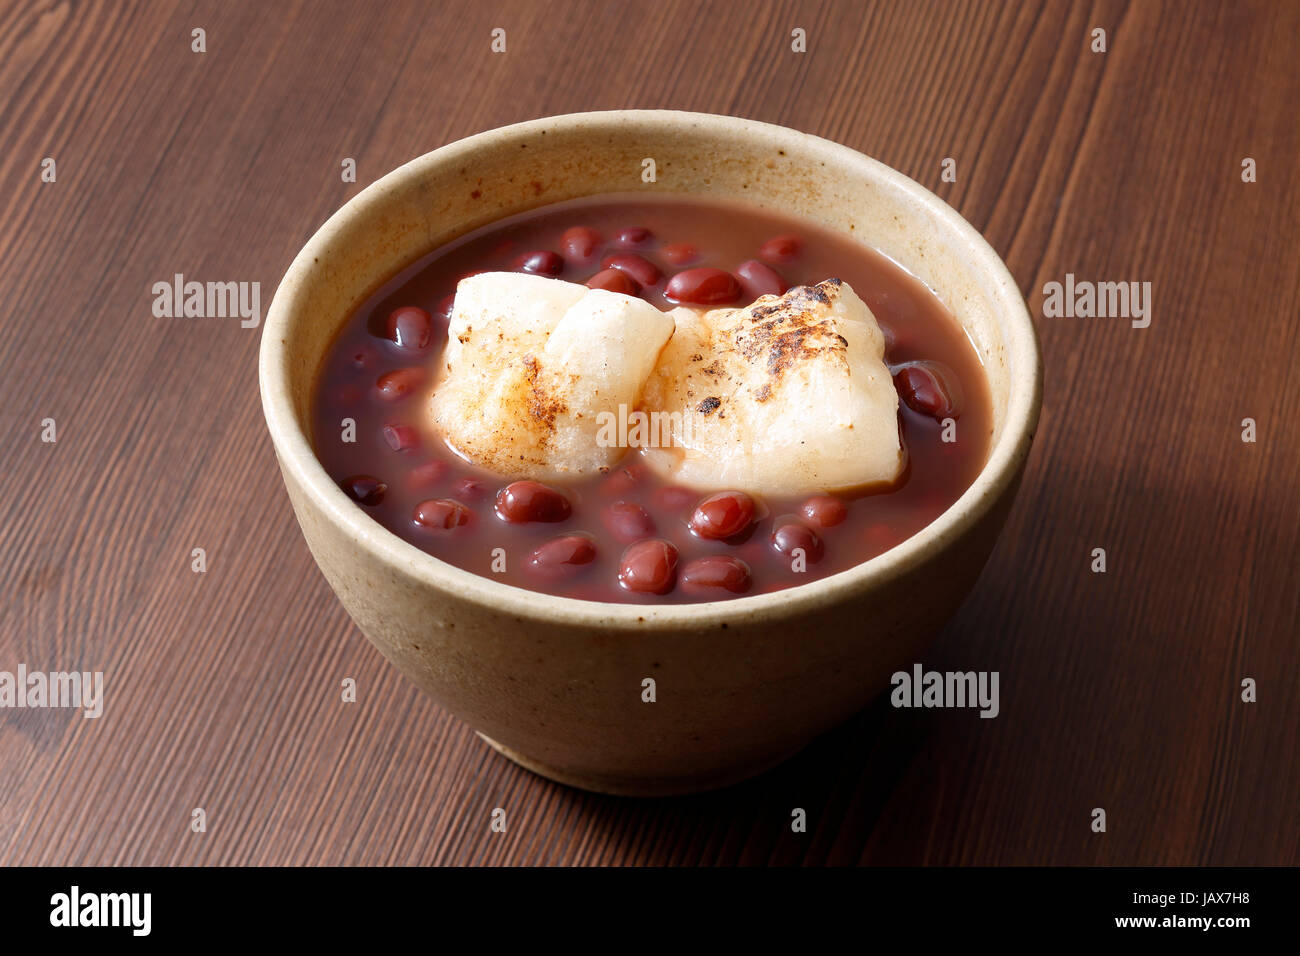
(771, 518, 824, 562)
(661, 242, 699, 266)
(603, 501, 656, 542)
(561, 226, 601, 261)
(688, 491, 756, 540)
(893, 361, 962, 420)
(382, 423, 419, 452)
(615, 226, 652, 247)
(516, 250, 565, 276)
(385, 307, 433, 351)
(617, 539, 678, 594)
(528, 533, 598, 574)
(664, 268, 742, 305)
(495, 481, 572, 523)
(601, 253, 662, 287)
(341, 475, 387, 506)
(736, 259, 787, 298)
(681, 555, 752, 595)
(453, 477, 487, 500)
(413, 498, 471, 529)
(586, 268, 640, 295)
(759, 234, 801, 263)
(407, 460, 447, 489)
(800, 495, 847, 528)
(375, 367, 424, 401)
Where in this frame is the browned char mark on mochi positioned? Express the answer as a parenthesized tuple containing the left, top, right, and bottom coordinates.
(732, 278, 850, 402)
(520, 354, 567, 434)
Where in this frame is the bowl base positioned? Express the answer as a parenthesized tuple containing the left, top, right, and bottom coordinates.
(475, 733, 805, 798)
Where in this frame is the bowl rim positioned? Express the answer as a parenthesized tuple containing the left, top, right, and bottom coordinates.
(259, 109, 1042, 630)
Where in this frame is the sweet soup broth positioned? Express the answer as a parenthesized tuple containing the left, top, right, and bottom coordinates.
(310, 194, 992, 604)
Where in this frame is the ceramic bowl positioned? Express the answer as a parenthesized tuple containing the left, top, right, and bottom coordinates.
(259, 110, 1042, 796)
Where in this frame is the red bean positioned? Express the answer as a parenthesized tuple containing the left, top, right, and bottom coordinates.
(495, 480, 572, 523)
(665, 268, 743, 306)
(603, 500, 656, 542)
(877, 319, 898, 355)
(688, 491, 756, 540)
(516, 250, 565, 276)
(561, 226, 602, 261)
(654, 485, 697, 513)
(435, 294, 456, 319)
(681, 555, 752, 595)
(385, 306, 433, 350)
(601, 252, 662, 287)
(661, 242, 699, 266)
(586, 268, 640, 295)
(801, 495, 847, 528)
(617, 539, 678, 594)
(615, 226, 652, 247)
(351, 346, 377, 370)
(600, 463, 645, 496)
(407, 460, 447, 489)
(453, 477, 487, 500)
(759, 234, 801, 263)
(864, 523, 900, 552)
(413, 498, 471, 529)
(382, 423, 419, 452)
(864, 289, 915, 327)
(376, 367, 424, 401)
(771, 518, 824, 562)
(340, 475, 386, 506)
(736, 259, 787, 298)
(528, 533, 597, 574)
(893, 361, 962, 420)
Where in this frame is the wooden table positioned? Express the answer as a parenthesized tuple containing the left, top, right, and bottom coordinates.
(1, 0, 1296, 866)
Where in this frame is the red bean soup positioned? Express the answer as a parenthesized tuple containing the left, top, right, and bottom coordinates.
(310, 193, 992, 604)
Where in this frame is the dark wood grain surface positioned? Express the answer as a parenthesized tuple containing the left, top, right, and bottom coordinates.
(1, 0, 1296, 866)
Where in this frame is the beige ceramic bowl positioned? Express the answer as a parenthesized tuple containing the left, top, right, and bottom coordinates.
(260, 110, 1042, 796)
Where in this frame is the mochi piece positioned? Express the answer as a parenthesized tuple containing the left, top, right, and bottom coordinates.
(428, 272, 675, 479)
(639, 278, 904, 495)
